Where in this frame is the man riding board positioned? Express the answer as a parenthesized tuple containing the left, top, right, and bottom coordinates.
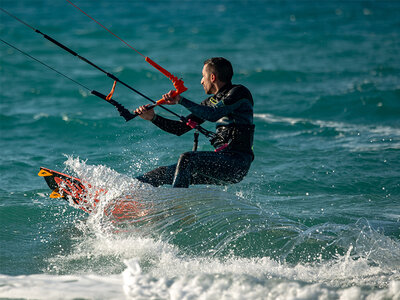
(135, 57, 255, 188)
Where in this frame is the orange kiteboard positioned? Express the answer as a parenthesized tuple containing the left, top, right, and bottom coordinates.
(38, 167, 146, 221)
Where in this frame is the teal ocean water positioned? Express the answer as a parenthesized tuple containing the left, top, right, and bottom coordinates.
(1, 0, 400, 299)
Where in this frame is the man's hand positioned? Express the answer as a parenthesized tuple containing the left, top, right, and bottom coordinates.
(134, 104, 155, 121)
(162, 90, 182, 105)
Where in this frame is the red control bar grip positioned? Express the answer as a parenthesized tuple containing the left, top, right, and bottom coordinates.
(145, 57, 188, 103)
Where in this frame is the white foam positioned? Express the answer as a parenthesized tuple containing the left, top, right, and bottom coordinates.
(45, 230, 399, 299)
(3, 214, 400, 299)
(33, 112, 49, 120)
(37, 212, 400, 299)
(1, 270, 399, 300)
(122, 256, 400, 300)
(0, 273, 124, 300)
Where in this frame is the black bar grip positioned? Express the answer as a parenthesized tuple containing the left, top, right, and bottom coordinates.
(91, 90, 137, 122)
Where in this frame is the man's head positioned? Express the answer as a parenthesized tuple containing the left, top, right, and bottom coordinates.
(201, 57, 233, 94)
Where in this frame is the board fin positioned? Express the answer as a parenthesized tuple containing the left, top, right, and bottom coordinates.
(50, 189, 63, 199)
(38, 169, 53, 177)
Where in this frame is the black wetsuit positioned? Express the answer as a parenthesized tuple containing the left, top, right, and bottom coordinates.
(136, 83, 255, 188)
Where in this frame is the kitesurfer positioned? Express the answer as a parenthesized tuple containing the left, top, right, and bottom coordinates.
(135, 57, 255, 188)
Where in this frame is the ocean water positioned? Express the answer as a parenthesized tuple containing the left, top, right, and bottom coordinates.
(1, 0, 400, 299)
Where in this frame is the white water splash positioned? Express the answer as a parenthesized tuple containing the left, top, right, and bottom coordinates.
(21, 157, 400, 300)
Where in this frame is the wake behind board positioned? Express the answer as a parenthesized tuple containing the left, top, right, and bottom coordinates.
(38, 167, 146, 221)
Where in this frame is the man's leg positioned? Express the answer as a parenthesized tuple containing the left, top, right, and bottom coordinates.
(172, 151, 252, 188)
(136, 164, 176, 187)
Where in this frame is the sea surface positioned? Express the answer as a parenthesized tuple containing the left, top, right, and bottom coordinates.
(1, 0, 399, 299)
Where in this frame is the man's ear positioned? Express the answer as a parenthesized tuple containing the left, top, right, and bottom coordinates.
(210, 73, 216, 82)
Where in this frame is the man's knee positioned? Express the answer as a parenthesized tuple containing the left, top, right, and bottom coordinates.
(177, 151, 194, 167)
(136, 165, 175, 187)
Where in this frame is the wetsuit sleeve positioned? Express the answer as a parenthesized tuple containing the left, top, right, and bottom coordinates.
(179, 87, 253, 122)
(151, 113, 204, 136)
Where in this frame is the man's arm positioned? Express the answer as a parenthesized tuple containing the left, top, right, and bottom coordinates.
(179, 97, 251, 122)
(160, 85, 253, 123)
(134, 103, 204, 136)
(180, 86, 253, 122)
(151, 113, 203, 136)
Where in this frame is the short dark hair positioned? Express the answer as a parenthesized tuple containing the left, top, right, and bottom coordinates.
(204, 57, 233, 83)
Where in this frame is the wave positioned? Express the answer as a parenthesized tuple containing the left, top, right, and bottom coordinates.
(301, 86, 400, 123)
(255, 113, 400, 136)
(255, 113, 400, 151)
(2, 234, 399, 299)
(5, 156, 394, 299)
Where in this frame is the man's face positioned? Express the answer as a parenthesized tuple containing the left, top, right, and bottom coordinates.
(201, 64, 214, 94)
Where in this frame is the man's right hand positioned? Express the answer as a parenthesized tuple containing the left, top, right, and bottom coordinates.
(162, 90, 182, 105)
(134, 104, 155, 121)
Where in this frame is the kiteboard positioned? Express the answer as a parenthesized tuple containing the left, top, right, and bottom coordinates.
(38, 167, 147, 221)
